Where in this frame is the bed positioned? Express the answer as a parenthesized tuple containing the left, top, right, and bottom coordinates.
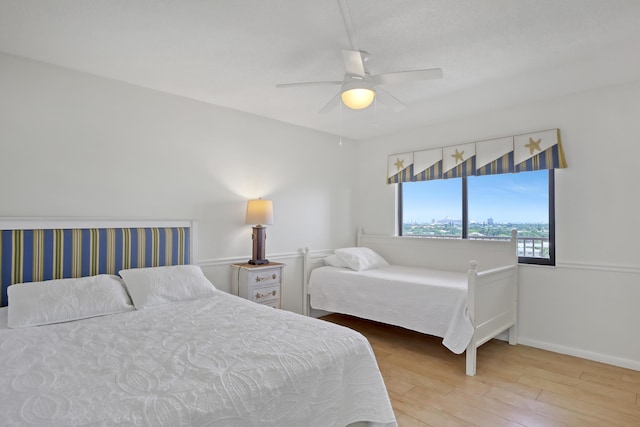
(303, 230, 519, 376)
(0, 219, 396, 427)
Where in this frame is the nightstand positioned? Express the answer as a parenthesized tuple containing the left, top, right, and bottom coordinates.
(230, 262, 284, 308)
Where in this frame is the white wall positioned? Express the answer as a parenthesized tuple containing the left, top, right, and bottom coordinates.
(0, 52, 359, 313)
(356, 79, 640, 370)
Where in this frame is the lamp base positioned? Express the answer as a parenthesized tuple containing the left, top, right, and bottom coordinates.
(249, 225, 269, 266)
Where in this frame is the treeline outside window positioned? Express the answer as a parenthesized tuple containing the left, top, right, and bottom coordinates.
(399, 169, 555, 265)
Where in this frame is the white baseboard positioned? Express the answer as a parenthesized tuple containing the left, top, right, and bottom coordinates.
(518, 337, 640, 372)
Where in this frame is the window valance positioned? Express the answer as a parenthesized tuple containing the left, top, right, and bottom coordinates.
(387, 128, 567, 184)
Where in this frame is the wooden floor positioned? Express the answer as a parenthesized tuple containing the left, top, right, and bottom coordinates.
(321, 314, 640, 427)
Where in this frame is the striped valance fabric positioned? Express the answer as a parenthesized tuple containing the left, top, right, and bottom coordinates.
(0, 227, 190, 306)
(387, 129, 567, 184)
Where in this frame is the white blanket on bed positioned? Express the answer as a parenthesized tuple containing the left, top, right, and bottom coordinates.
(0, 291, 396, 427)
(309, 265, 474, 354)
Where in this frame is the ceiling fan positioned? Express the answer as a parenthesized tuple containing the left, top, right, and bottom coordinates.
(276, 0, 443, 113)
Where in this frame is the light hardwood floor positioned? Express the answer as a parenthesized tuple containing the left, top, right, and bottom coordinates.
(321, 314, 640, 427)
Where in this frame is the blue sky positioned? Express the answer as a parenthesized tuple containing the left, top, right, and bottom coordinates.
(403, 170, 549, 224)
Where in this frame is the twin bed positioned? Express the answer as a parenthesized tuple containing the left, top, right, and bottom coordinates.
(304, 230, 519, 376)
(0, 219, 396, 427)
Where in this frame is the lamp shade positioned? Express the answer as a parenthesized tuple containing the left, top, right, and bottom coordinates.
(245, 199, 274, 225)
(341, 79, 376, 110)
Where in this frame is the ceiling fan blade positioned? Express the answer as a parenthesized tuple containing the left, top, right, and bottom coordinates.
(338, 0, 360, 52)
(276, 81, 342, 89)
(372, 68, 443, 86)
(319, 92, 341, 114)
(375, 87, 406, 112)
(341, 50, 365, 77)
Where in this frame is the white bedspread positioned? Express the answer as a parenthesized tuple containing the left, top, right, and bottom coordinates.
(0, 291, 396, 427)
(309, 265, 474, 354)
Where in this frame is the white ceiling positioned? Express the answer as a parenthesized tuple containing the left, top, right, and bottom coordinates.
(1, 0, 640, 140)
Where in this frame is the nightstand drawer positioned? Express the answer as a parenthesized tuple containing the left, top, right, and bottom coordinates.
(247, 269, 280, 286)
(250, 284, 280, 303)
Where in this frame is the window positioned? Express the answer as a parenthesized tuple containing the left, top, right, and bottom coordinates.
(400, 169, 555, 265)
(401, 178, 462, 238)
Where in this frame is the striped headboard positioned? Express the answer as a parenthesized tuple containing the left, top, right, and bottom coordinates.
(0, 219, 196, 307)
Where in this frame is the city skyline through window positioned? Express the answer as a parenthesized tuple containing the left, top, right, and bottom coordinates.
(400, 170, 554, 264)
(403, 170, 548, 225)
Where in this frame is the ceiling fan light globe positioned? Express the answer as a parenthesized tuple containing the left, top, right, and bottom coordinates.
(341, 88, 375, 109)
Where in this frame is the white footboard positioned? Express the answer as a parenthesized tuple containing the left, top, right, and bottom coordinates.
(466, 262, 518, 376)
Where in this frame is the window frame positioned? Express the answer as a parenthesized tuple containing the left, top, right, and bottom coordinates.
(398, 169, 556, 266)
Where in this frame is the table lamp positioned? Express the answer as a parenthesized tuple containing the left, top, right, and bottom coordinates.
(245, 198, 274, 265)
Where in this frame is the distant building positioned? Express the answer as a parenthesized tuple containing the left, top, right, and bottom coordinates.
(436, 216, 462, 225)
(487, 217, 494, 225)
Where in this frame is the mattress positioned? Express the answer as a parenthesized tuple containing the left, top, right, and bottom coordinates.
(308, 265, 474, 353)
(0, 291, 396, 427)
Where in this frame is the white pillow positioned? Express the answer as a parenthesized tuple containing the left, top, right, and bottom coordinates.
(7, 274, 134, 328)
(119, 265, 216, 309)
(324, 254, 348, 268)
(334, 247, 390, 271)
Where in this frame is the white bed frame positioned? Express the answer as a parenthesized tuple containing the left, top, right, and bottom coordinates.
(303, 230, 519, 376)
